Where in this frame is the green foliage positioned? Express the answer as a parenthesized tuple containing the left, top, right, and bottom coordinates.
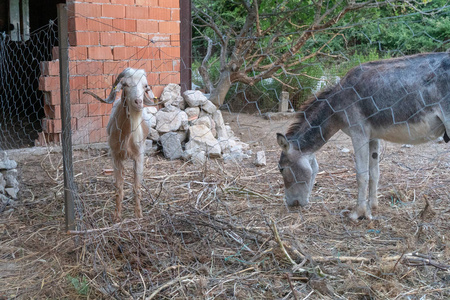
(67, 275, 90, 296)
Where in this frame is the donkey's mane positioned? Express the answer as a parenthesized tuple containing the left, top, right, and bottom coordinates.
(286, 85, 336, 137)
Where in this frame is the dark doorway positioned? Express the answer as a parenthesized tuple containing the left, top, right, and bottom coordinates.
(0, 0, 62, 149)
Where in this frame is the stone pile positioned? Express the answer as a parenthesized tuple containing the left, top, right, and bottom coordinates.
(143, 84, 251, 164)
(0, 151, 19, 212)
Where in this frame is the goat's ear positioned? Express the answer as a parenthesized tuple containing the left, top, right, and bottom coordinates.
(277, 133, 291, 152)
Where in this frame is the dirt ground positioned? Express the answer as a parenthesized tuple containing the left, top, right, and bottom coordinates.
(1, 111, 450, 299)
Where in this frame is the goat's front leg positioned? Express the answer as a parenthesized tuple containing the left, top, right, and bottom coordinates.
(113, 158, 125, 222)
(368, 139, 380, 211)
(349, 134, 371, 221)
(133, 152, 144, 218)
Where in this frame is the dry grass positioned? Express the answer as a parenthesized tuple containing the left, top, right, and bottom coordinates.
(1, 124, 450, 299)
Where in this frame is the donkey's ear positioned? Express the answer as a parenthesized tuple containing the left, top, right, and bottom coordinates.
(276, 133, 291, 152)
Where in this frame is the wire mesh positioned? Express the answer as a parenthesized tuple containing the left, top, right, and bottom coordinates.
(0, 21, 58, 150)
(2, 2, 450, 299)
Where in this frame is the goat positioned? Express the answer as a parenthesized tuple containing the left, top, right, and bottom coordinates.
(85, 68, 156, 221)
(277, 52, 450, 221)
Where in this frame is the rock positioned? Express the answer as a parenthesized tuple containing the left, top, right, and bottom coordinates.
(3, 170, 19, 189)
(192, 116, 213, 129)
(185, 107, 200, 121)
(160, 83, 185, 109)
(148, 128, 160, 142)
(175, 130, 188, 143)
(254, 151, 267, 167)
(5, 187, 17, 199)
(183, 149, 207, 165)
(145, 140, 156, 154)
(143, 107, 157, 128)
(213, 110, 228, 139)
(200, 100, 217, 114)
(0, 173, 5, 194)
(183, 90, 208, 107)
(160, 132, 184, 160)
(155, 107, 188, 133)
(341, 148, 350, 153)
(0, 151, 17, 170)
(146, 106, 158, 115)
(185, 125, 221, 158)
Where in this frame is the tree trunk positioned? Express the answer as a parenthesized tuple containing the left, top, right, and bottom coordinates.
(209, 70, 233, 107)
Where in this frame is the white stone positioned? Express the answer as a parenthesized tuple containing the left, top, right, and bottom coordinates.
(155, 107, 188, 133)
(143, 107, 157, 128)
(185, 125, 221, 157)
(160, 83, 185, 109)
(160, 132, 184, 160)
(185, 107, 200, 121)
(183, 90, 208, 107)
(148, 128, 160, 142)
(254, 151, 267, 167)
(213, 110, 228, 139)
(200, 100, 217, 114)
(5, 187, 18, 199)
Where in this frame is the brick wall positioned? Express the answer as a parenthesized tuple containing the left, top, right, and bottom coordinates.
(38, 0, 181, 145)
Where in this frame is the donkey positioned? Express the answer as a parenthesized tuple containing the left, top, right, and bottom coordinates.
(277, 52, 450, 220)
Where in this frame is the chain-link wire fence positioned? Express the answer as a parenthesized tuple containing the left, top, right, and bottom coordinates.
(0, 21, 58, 150)
(2, 1, 450, 298)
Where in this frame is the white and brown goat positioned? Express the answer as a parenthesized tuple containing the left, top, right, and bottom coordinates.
(85, 68, 156, 221)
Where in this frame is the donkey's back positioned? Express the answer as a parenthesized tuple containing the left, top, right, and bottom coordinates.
(329, 52, 450, 144)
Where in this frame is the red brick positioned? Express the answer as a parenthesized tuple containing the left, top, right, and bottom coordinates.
(39, 76, 60, 91)
(102, 115, 110, 127)
(126, 6, 148, 19)
(151, 85, 164, 98)
(111, 0, 134, 4)
(171, 34, 180, 46)
(102, 4, 126, 18)
(77, 116, 103, 131)
(104, 61, 129, 74)
(44, 91, 60, 105)
(72, 129, 89, 145)
(68, 17, 88, 32)
(125, 33, 152, 46)
(160, 47, 180, 59)
(52, 47, 59, 60)
(160, 72, 180, 84)
(113, 47, 137, 60)
(42, 118, 62, 133)
(37, 132, 61, 145)
(159, 0, 179, 8)
(173, 59, 180, 72)
(152, 60, 172, 72)
(89, 127, 108, 143)
(70, 76, 87, 90)
(73, 3, 102, 18)
(146, 72, 159, 85)
(69, 47, 88, 61)
(129, 59, 152, 72)
(136, 0, 158, 5)
(40, 60, 60, 76)
(76, 61, 104, 75)
(44, 104, 61, 119)
(87, 18, 113, 32)
(136, 20, 158, 33)
(88, 102, 113, 116)
(87, 75, 113, 89)
(101, 32, 125, 46)
(88, 47, 113, 60)
(83, 0, 110, 3)
(171, 8, 180, 21)
(69, 32, 99, 46)
(112, 19, 136, 32)
(149, 7, 171, 21)
(159, 21, 180, 34)
(79, 89, 106, 104)
(71, 104, 88, 118)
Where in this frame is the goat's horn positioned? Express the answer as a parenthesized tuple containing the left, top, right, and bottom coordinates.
(83, 68, 131, 104)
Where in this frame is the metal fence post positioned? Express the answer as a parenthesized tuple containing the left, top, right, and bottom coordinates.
(57, 4, 75, 231)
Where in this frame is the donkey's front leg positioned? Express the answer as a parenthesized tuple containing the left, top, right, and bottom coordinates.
(349, 136, 371, 221)
(133, 153, 144, 218)
(368, 139, 380, 211)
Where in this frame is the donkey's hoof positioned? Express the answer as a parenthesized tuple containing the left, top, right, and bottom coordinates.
(348, 210, 372, 221)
